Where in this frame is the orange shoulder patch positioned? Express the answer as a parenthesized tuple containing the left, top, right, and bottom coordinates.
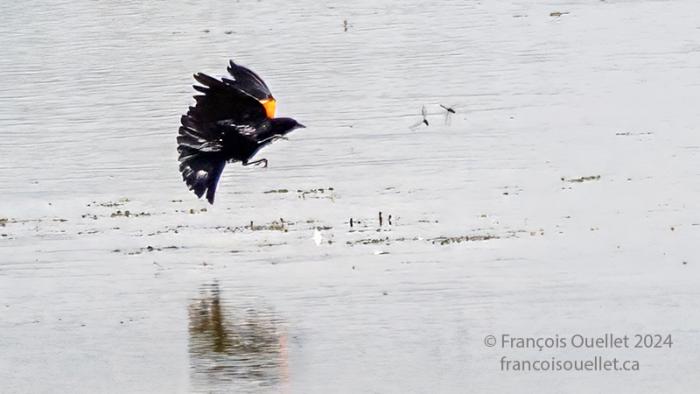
(260, 98, 276, 118)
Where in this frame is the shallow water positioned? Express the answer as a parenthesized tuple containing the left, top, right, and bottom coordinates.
(1, 0, 700, 393)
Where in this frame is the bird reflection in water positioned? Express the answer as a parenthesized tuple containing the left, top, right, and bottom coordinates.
(188, 283, 288, 392)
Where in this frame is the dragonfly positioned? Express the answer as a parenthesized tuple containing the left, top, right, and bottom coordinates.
(409, 105, 430, 129)
(409, 104, 462, 129)
(439, 104, 460, 125)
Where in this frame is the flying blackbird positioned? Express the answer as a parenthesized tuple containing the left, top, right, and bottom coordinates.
(177, 60, 305, 204)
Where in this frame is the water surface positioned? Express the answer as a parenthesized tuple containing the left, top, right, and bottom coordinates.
(1, 1, 700, 393)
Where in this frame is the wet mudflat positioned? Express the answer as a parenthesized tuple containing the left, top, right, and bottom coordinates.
(1, 0, 700, 393)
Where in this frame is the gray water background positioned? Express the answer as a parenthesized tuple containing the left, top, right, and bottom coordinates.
(1, 1, 700, 393)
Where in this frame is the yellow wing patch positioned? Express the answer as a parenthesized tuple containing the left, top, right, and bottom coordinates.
(260, 98, 276, 118)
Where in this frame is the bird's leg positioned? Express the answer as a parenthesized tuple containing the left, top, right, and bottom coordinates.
(243, 158, 268, 168)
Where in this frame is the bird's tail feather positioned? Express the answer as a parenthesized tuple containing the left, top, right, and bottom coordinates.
(178, 147, 226, 204)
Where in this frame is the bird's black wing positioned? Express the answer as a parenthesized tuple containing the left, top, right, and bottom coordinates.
(219, 119, 272, 140)
(177, 72, 266, 204)
(187, 72, 267, 125)
(223, 60, 273, 100)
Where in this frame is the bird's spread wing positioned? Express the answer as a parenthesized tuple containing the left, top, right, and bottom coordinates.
(224, 60, 273, 100)
(214, 120, 258, 137)
(177, 72, 267, 204)
(189, 72, 267, 125)
(216, 120, 274, 141)
(178, 73, 265, 157)
(224, 60, 276, 118)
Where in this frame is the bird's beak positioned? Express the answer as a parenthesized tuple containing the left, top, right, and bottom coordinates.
(297, 123, 306, 129)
